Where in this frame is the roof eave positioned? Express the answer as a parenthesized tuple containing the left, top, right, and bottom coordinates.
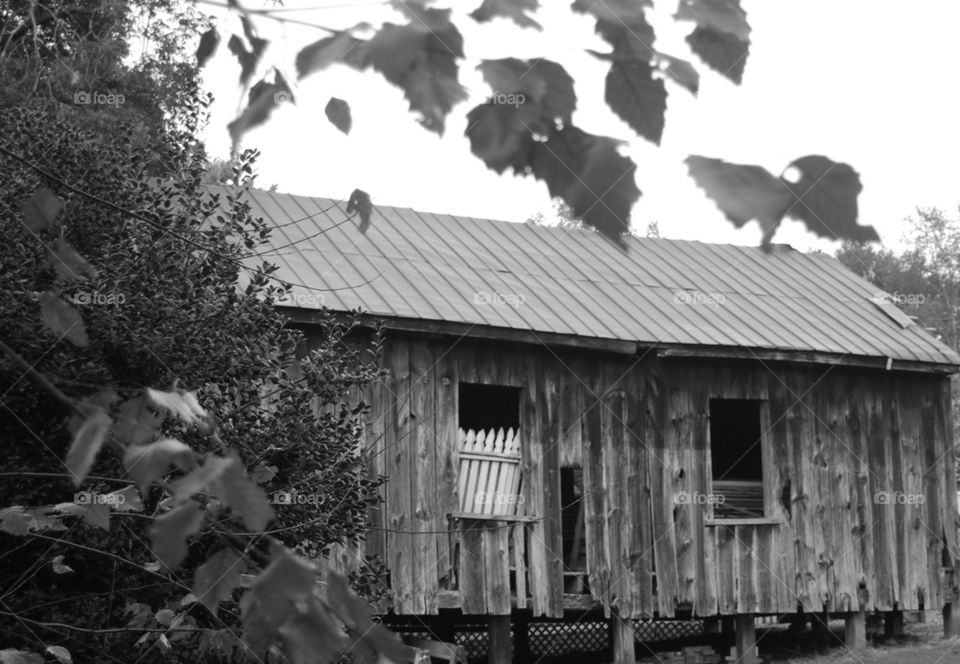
(280, 306, 959, 374)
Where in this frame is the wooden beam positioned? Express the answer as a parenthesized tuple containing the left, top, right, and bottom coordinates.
(657, 346, 958, 375)
(844, 611, 866, 649)
(734, 614, 757, 664)
(488, 615, 512, 664)
(610, 612, 636, 664)
(283, 308, 639, 355)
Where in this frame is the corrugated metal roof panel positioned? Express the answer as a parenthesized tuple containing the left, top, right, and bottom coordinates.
(222, 186, 960, 367)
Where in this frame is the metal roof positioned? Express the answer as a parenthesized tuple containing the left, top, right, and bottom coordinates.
(221, 186, 960, 368)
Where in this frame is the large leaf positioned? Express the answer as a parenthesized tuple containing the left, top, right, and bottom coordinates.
(150, 501, 204, 569)
(194, 548, 244, 614)
(228, 79, 288, 147)
(584, 10, 667, 143)
(196, 27, 220, 68)
(782, 155, 878, 242)
(589, 11, 656, 60)
(571, 0, 651, 24)
(686, 26, 748, 84)
(39, 290, 87, 346)
(1, 508, 35, 536)
(76, 502, 110, 530)
(324, 97, 352, 134)
(655, 53, 699, 94)
(295, 28, 369, 79)
(170, 455, 232, 504)
(241, 545, 318, 655)
(685, 155, 791, 237)
(470, 0, 541, 30)
(49, 238, 98, 282)
(113, 395, 163, 446)
(123, 438, 194, 493)
(208, 454, 274, 531)
(530, 126, 640, 244)
(477, 58, 576, 123)
(65, 408, 112, 486)
(107, 486, 144, 512)
(146, 388, 208, 425)
(227, 32, 267, 86)
(685, 155, 877, 244)
(20, 188, 63, 231)
(44, 647, 71, 664)
(276, 596, 346, 664)
(675, 0, 750, 41)
(365, 7, 467, 134)
(604, 57, 666, 144)
(465, 101, 539, 174)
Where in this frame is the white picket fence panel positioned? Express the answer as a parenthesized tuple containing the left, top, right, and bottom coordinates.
(457, 427, 522, 516)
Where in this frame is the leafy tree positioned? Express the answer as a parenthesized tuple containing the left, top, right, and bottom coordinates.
(0, 0, 204, 133)
(837, 206, 960, 475)
(209, 0, 880, 247)
(0, 92, 394, 664)
(837, 207, 960, 348)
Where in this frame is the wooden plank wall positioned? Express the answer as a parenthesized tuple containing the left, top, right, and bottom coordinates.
(356, 333, 957, 619)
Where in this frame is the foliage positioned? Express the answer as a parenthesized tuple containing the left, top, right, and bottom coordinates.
(207, 0, 878, 246)
(837, 207, 960, 349)
(837, 206, 960, 472)
(0, 0, 204, 134)
(0, 98, 397, 662)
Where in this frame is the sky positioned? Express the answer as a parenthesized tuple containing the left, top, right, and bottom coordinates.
(197, 0, 960, 253)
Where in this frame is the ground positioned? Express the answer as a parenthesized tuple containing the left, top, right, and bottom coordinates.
(761, 614, 960, 664)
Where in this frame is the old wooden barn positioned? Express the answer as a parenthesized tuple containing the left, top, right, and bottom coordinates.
(231, 186, 960, 663)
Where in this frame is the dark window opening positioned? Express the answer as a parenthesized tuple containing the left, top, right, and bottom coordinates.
(560, 468, 586, 573)
(710, 398, 765, 519)
(457, 383, 523, 516)
(458, 383, 520, 431)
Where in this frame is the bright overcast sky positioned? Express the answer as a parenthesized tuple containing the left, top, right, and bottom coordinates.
(198, 0, 960, 252)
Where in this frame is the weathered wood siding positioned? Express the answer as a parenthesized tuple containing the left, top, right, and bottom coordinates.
(353, 333, 958, 617)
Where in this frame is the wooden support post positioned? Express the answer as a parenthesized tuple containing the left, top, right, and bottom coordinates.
(788, 613, 808, 633)
(844, 611, 866, 649)
(488, 615, 512, 664)
(884, 610, 904, 637)
(610, 612, 636, 664)
(944, 603, 960, 638)
(513, 616, 530, 662)
(811, 611, 832, 653)
(433, 610, 457, 644)
(734, 614, 757, 664)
